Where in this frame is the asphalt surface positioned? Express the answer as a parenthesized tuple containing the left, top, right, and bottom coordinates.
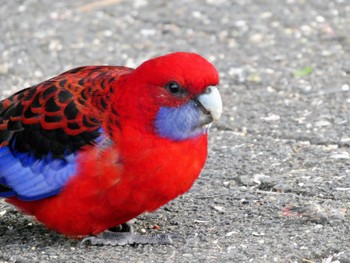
(0, 0, 350, 262)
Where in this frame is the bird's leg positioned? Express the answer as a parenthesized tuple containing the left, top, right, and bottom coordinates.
(80, 222, 173, 246)
(109, 222, 134, 233)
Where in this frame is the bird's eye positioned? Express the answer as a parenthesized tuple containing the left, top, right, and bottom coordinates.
(165, 81, 182, 95)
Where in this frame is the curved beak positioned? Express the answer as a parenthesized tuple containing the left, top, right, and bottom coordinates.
(196, 86, 222, 125)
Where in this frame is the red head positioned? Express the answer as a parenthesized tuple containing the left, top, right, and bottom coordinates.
(111, 52, 222, 141)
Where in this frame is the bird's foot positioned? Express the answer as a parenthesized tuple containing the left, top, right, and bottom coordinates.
(80, 223, 173, 246)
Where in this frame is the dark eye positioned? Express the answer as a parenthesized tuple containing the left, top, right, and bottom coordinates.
(165, 81, 183, 96)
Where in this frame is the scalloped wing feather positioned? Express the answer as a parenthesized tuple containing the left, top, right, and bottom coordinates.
(0, 66, 132, 200)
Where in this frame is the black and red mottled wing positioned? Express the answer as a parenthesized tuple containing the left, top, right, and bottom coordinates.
(0, 66, 132, 157)
(0, 65, 133, 200)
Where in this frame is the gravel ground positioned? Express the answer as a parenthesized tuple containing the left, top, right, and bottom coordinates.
(1, 0, 350, 262)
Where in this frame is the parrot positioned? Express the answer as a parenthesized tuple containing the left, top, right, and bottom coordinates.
(0, 52, 222, 246)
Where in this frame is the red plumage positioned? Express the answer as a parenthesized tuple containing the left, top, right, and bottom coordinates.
(9, 133, 207, 236)
(1, 52, 221, 238)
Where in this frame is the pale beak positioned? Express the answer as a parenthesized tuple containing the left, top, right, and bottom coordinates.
(197, 86, 222, 124)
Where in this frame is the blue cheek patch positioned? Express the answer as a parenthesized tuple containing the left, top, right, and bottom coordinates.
(0, 145, 78, 201)
(155, 101, 206, 141)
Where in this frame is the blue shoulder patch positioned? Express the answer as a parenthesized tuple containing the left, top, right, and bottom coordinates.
(155, 100, 206, 141)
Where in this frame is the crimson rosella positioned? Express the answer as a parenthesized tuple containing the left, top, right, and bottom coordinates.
(0, 52, 222, 245)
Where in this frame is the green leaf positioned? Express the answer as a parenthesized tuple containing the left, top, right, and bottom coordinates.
(293, 66, 313, 77)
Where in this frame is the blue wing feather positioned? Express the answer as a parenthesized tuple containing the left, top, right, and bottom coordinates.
(0, 145, 78, 201)
(0, 128, 110, 201)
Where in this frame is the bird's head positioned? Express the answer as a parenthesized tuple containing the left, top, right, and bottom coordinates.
(114, 52, 222, 141)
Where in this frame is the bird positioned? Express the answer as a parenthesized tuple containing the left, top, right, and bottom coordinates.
(0, 52, 222, 245)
